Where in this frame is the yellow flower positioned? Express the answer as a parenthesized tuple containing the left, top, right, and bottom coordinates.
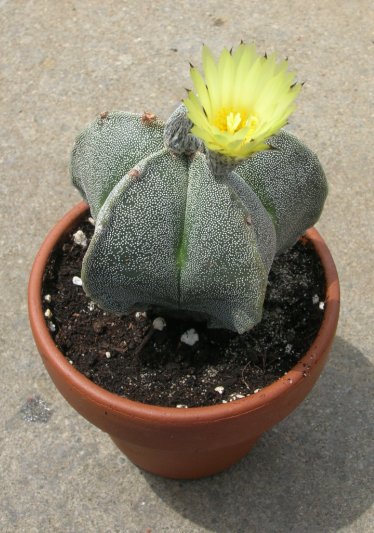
(184, 44, 301, 159)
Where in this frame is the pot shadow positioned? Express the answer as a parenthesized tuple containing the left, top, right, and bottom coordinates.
(143, 336, 373, 533)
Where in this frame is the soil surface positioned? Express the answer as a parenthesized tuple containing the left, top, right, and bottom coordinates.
(42, 217, 325, 407)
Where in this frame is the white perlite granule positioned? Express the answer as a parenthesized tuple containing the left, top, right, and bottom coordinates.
(152, 317, 166, 331)
(229, 393, 245, 401)
(180, 328, 199, 346)
(73, 230, 87, 248)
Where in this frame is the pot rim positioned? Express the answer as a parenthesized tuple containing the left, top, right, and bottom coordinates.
(28, 201, 340, 424)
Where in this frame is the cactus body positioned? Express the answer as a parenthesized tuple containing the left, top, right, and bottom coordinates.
(71, 112, 164, 219)
(235, 130, 328, 252)
(71, 108, 327, 333)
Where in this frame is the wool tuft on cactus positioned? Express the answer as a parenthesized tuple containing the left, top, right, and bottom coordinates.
(70, 44, 327, 334)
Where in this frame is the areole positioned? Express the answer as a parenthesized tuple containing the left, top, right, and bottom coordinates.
(28, 201, 340, 479)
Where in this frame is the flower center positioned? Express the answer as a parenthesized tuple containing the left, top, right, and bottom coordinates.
(213, 108, 258, 138)
(226, 111, 242, 134)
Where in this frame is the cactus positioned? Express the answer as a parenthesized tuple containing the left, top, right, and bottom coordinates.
(70, 45, 327, 334)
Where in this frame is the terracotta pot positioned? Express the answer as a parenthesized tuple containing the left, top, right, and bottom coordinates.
(28, 201, 340, 479)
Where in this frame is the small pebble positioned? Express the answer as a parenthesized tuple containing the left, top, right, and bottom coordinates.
(319, 301, 325, 310)
(312, 294, 319, 304)
(44, 294, 51, 303)
(152, 317, 166, 331)
(88, 217, 95, 226)
(222, 400, 228, 404)
(72, 276, 83, 286)
(73, 230, 87, 248)
(180, 328, 199, 346)
(285, 343, 292, 354)
(105, 351, 111, 359)
(44, 308, 52, 319)
(47, 321, 56, 332)
(68, 360, 73, 365)
(214, 386, 225, 395)
(176, 404, 188, 408)
(254, 388, 261, 394)
(87, 301, 95, 311)
(135, 311, 147, 320)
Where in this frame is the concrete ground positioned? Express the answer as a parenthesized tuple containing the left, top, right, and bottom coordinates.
(1, 1, 373, 531)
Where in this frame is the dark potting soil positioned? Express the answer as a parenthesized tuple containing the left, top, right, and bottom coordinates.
(42, 216, 326, 408)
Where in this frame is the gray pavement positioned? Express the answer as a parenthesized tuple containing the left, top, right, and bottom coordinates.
(1, 1, 373, 532)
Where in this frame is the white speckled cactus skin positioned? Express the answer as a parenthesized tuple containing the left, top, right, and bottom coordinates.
(71, 112, 165, 219)
(235, 129, 328, 253)
(70, 106, 327, 333)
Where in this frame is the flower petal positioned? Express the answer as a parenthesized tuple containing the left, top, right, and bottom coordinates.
(190, 67, 212, 118)
(202, 45, 220, 110)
